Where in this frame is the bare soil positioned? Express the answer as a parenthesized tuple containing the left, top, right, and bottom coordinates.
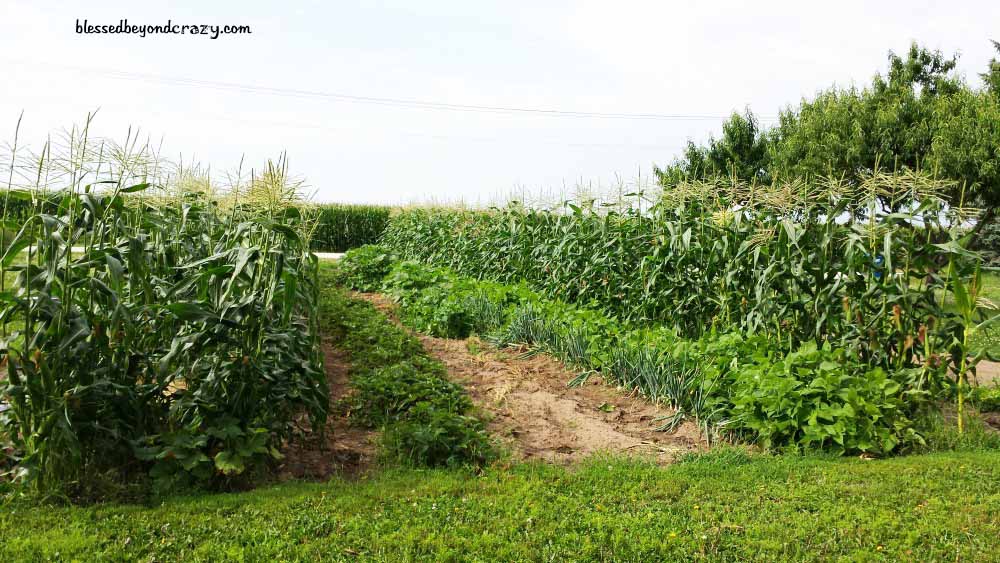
(278, 341, 378, 481)
(358, 292, 704, 464)
(975, 360, 1000, 385)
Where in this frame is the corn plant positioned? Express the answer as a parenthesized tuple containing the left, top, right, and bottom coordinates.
(310, 204, 390, 252)
(946, 260, 1000, 432)
(0, 120, 327, 495)
(383, 172, 985, 382)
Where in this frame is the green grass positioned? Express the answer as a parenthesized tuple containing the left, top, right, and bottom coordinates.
(2, 451, 999, 561)
(981, 271, 1000, 303)
(971, 272, 1000, 355)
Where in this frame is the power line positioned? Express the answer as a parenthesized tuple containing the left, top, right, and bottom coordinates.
(6, 59, 777, 122)
(135, 107, 691, 150)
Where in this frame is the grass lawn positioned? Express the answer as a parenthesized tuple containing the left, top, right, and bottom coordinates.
(973, 272, 1000, 355)
(2, 450, 999, 561)
(983, 271, 1000, 303)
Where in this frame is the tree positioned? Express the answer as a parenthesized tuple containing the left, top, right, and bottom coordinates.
(655, 108, 772, 185)
(982, 39, 1000, 96)
(656, 41, 1000, 246)
(770, 43, 960, 190)
(931, 89, 1000, 232)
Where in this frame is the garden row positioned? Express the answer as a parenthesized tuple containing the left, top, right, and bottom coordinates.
(336, 245, 1000, 455)
(317, 266, 493, 467)
(384, 174, 988, 351)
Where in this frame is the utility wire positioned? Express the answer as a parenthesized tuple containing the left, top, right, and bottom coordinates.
(6, 59, 778, 122)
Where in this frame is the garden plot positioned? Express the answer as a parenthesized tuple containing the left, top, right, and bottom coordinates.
(359, 292, 701, 463)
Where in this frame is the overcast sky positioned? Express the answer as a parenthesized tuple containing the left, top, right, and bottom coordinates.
(1, 0, 998, 204)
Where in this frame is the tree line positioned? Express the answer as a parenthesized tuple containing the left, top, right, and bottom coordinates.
(655, 41, 1000, 248)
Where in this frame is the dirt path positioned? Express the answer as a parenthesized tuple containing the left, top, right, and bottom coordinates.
(976, 361, 1000, 385)
(278, 340, 377, 480)
(359, 293, 703, 464)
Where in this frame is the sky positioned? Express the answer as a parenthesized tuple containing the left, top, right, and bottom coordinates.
(1, 0, 998, 204)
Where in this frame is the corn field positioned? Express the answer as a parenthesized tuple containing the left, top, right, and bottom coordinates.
(0, 120, 327, 494)
(310, 204, 390, 252)
(368, 172, 1000, 452)
(383, 173, 990, 374)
